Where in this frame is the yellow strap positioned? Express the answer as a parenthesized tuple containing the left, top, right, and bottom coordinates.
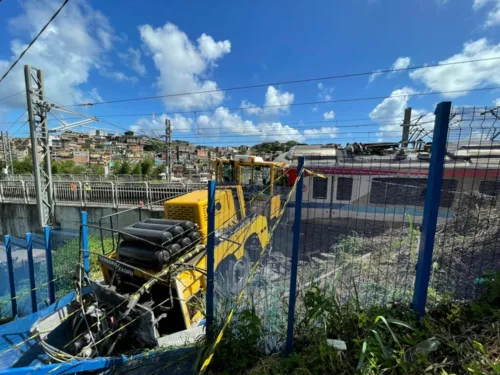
(197, 169, 304, 375)
(304, 168, 327, 179)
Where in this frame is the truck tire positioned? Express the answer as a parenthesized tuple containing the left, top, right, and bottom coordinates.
(215, 253, 250, 296)
(244, 234, 263, 263)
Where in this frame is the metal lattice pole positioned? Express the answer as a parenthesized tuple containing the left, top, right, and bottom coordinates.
(25, 65, 54, 227)
(6, 131, 13, 175)
(165, 118, 172, 182)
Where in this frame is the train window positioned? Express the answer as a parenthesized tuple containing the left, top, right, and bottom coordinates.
(370, 178, 427, 206)
(479, 181, 500, 196)
(336, 177, 353, 201)
(312, 177, 328, 199)
(369, 178, 457, 207)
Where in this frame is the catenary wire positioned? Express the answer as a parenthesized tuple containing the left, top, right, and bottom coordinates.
(0, 90, 25, 102)
(64, 86, 500, 118)
(66, 56, 500, 107)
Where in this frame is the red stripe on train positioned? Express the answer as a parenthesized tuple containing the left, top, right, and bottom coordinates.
(286, 167, 500, 185)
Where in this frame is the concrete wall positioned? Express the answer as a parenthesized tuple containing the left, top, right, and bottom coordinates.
(0, 203, 164, 237)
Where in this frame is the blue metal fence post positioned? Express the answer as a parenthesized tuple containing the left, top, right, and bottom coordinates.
(412, 101, 451, 317)
(5, 235, 17, 318)
(286, 156, 305, 355)
(26, 233, 38, 313)
(44, 226, 56, 304)
(206, 180, 216, 340)
(81, 211, 90, 274)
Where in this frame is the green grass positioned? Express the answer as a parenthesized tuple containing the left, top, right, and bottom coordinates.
(51, 235, 115, 297)
(203, 272, 500, 375)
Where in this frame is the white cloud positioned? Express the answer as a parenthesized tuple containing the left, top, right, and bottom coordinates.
(369, 70, 383, 83)
(369, 87, 416, 123)
(0, 0, 115, 109)
(241, 86, 294, 116)
(317, 82, 334, 101)
(323, 111, 335, 120)
(303, 127, 338, 139)
(494, 98, 500, 107)
(369, 87, 418, 139)
(258, 122, 303, 142)
(311, 106, 319, 112)
(134, 106, 306, 142)
(100, 70, 138, 84)
(197, 34, 231, 62)
(264, 86, 294, 114)
(391, 56, 411, 70)
(118, 47, 146, 76)
(473, 0, 500, 27)
(132, 113, 193, 135)
(139, 22, 231, 110)
(367, 57, 411, 84)
(410, 39, 500, 98)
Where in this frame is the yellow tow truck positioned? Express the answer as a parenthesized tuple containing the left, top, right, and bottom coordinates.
(74, 156, 287, 353)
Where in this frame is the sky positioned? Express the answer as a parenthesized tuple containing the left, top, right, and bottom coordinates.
(0, 0, 500, 146)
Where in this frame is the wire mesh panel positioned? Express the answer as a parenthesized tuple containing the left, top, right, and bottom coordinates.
(54, 181, 82, 205)
(0, 243, 12, 319)
(83, 182, 115, 206)
(212, 182, 295, 354)
(287, 145, 430, 308)
(429, 106, 500, 303)
(49, 228, 81, 299)
(149, 182, 187, 209)
(0, 181, 26, 203)
(115, 182, 149, 206)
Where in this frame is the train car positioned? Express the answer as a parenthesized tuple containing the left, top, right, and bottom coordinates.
(275, 143, 500, 225)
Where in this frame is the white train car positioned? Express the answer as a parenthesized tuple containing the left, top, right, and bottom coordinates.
(276, 143, 500, 225)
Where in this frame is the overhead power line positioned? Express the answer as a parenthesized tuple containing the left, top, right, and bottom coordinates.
(0, 0, 71, 85)
(0, 90, 25, 102)
(71, 57, 500, 107)
(72, 86, 500, 118)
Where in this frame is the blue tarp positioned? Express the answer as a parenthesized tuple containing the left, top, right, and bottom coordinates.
(0, 293, 198, 374)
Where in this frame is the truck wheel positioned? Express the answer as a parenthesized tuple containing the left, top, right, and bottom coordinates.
(215, 254, 250, 296)
(244, 234, 263, 263)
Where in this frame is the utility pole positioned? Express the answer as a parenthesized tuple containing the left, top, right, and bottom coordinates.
(165, 119, 172, 182)
(402, 107, 412, 150)
(25, 65, 54, 227)
(1, 131, 7, 173)
(7, 131, 13, 175)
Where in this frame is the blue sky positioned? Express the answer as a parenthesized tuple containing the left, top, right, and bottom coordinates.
(0, 0, 500, 146)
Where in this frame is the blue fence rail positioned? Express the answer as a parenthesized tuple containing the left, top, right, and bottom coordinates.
(0, 220, 82, 322)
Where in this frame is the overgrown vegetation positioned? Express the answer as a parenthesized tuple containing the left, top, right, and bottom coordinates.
(205, 273, 500, 375)
(251, 141, 302, 156)
(51, 234, 114, 297)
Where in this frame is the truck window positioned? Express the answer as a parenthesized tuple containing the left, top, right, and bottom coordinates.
(223, 163, 233, 183)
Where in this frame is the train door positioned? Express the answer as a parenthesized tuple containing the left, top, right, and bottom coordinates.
(329, 175, 356, 220)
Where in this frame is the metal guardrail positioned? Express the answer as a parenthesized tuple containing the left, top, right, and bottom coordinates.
(4, 174, 208, 182)
(0, 181, 207, 209)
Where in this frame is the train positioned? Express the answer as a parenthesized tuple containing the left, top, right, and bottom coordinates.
(275, 142, 500, 224)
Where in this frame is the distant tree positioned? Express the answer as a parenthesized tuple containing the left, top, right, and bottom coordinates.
(140, 158, 154, 175)
(119, 160, 131, 174)
(90, 165, 105, 175)
(151, 164, 165, 179)
(13, 157, 33, 174)
(124, 131, 134, 136)
(131, 163, 142, 175)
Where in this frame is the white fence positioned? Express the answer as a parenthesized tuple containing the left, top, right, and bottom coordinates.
(0, 181, 208, 210)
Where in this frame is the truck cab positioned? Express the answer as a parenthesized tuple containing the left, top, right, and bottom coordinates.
(214, 156, 284, 227)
